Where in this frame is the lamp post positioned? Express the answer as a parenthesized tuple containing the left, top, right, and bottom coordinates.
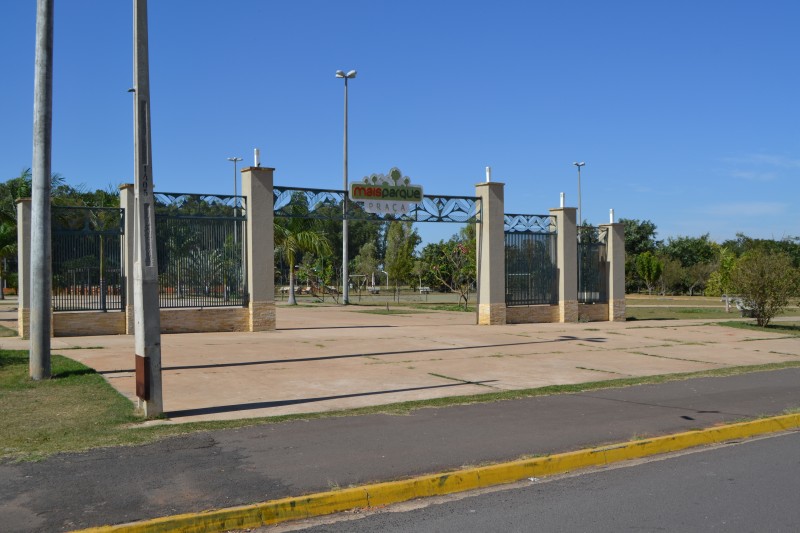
(227, 156, 242, 202)
(573, 161, 585, 236)
(336, 69, 356, 304)
(30, 0, 55, 379)
(227, 156, 242, 239)
(132, 0, 163, 416)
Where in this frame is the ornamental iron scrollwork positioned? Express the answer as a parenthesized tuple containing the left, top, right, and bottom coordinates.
(154, 192, 246, 220)
(51, 206, 125, 236)
(273, 185, 481, 224)
(504, 214, 556, 234)
(273, 186, 346, 220)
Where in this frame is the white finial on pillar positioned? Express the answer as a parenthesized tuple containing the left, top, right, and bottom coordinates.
(254, 148, 261, 167)
(486, 166, 491, 182)
(560, 192, 565, 208)
(609, 208, 614, 223)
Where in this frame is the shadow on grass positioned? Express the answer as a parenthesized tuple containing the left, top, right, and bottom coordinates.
(52, 368, 97, 379)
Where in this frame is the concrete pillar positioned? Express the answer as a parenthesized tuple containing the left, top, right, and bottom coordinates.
(475, 181, 506, 325)
(16, 199, 32, 339)
(241, 166, 276, 331)
(550, 207, 578, 322)
(600, 222, 626, 321)
(120, 184, 136, 334)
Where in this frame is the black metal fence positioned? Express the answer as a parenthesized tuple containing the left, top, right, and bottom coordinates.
(504, 215, 558, 306)
(155, 193, 247, 308)
(578, 227, 608, 304)
(51, 206, 125, 312)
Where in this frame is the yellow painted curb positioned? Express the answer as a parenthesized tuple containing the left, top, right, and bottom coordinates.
(76, 413, 800, 533)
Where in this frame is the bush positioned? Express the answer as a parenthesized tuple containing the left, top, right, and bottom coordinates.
(731, 249, 799, 327)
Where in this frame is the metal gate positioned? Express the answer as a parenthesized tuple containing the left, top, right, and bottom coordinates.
(578, 226, 608, 304)
(155, 192, 247, 308)
(504, 214, 558, 306)
(51, 206, 125, 312)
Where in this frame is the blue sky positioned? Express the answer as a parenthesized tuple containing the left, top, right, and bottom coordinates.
(1, 0, 798, 244)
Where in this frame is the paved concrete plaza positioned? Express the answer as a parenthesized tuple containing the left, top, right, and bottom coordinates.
(1, 302, 798, 423)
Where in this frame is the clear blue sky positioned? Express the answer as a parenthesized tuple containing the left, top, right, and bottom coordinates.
(1, 0, 798, 244)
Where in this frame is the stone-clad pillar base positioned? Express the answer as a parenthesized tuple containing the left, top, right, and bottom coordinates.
(609, 298, 626, 322)
(478, 303, 506, 326)
(126, 305, 135, 334)
(560, 300, 578, 323)
(249, 301, 276, 331)
(18, 308, 30, 339)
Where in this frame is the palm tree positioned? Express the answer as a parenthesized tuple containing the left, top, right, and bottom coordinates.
(275, 222, 332, 305)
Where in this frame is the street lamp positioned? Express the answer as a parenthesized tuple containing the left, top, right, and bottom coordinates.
(336, 69, 357, 304)
(227, 156, 243, 241)
(227, 156, 243, 205)
(573, 161, 585, 235)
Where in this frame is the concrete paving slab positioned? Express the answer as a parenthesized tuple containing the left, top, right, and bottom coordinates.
(0, 305, 798, 425)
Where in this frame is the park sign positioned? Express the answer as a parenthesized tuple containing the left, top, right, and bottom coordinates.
(349, 167, 424, 215)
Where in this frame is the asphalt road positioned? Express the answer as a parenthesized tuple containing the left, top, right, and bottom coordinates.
(1, 368, 799, 531)
(295, 431, 800, 532)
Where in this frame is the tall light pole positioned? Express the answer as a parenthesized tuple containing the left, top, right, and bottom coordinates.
(227, 157, 242, 241)
(336, 69, 356, 304)
(227, 157, 242, 201)
(133, 0, 163, 416)
(30, 0, 54, 380)
(573, 161, 585, 233)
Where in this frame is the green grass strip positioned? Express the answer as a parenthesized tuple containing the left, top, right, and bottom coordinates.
(716, 321, 800, 336)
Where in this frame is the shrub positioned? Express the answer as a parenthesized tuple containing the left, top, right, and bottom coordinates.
(731, 249, 799, 327)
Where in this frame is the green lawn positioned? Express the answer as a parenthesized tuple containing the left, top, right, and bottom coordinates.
(717, 321, 800, 336)
(625, 295, 800, 322)
(626, 307, 738, 321)
(0, 350, 141, 460)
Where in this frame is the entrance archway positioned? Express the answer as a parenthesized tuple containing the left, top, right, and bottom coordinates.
(270, 169, 483, 322)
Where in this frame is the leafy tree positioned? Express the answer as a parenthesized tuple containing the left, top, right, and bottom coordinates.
(731, 249, 799, 327)
(662, 234, 717, 267)
(723, 233, 800, 268)
(429, 239, 476, 309)
(383, 221, 420, 296)
(705, 247, 737, 298)
(620, 218, 660, 256)
(636, 251, 663, 295)
(658, 257, 683, 296)
(411, 260, 425, 290)
(352, 242, 379, 290)
(418, 226, 477, 309)
(620, 218, 660, 292)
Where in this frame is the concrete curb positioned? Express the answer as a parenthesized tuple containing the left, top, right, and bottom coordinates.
(76, 413, 800, 533)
